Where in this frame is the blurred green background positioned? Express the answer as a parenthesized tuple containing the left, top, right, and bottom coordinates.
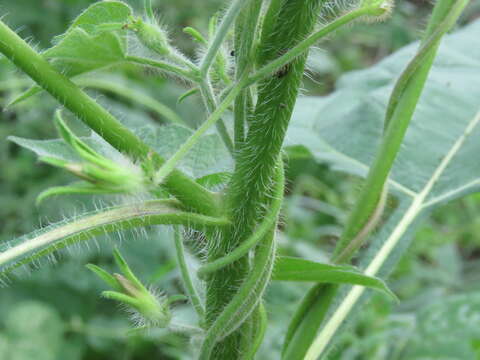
(1, 0, 480, 359)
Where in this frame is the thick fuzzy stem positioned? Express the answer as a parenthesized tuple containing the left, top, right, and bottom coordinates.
(204, 1, 324, 358)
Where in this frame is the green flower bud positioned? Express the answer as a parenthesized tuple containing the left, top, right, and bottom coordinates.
(44, 111, 146, 196)
(360, 0, 394, 21)
(130, 18, 171, 56)
(87, 249, 172, 327)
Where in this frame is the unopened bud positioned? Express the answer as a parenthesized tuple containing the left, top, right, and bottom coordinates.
(130, 18, 171, 56)
(360, 0, 394, 21)
(87, 249, 172, 327)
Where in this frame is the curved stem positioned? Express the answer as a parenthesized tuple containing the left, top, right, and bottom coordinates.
(197, 162, 284, 278)
(0, 199, 229, 278)
(199, 79, 235, 154)
(200, 226, 277, 360)
(154, 73, 249, 185)
(126, 55, 197, 81)
(332, 0, 470, 262)
(199, 0, 249, 78)
(200, 160, 284, 358)
(244, 7, 371, 89)
(173, 226, 205, 322)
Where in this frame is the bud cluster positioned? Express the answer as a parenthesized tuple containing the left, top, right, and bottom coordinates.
(87, 248, 173, 327)
(126, 16, 172, 56)
(39, 111, 144, 198)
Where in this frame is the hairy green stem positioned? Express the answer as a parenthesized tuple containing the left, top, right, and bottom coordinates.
(204, 1, 325, 357)
(200, 226, 276, 359)
(199, 79, 235, 154)
(0, 200, 229, 278)
(126, 55, 197, 81)
(0, 20, 219, 215)
(173, 227, 205, 321)
(154, 73, 249, 185)
(199, 0, 250, 77)
(75, 78, 185, 125)
(245, 6, 372, 88)
(197, 164, 284, 278)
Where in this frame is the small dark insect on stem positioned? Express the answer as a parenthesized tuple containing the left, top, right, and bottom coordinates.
(275, 63, 291, 78)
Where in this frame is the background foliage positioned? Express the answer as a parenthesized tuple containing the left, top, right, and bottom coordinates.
(1, 0, 480, 359)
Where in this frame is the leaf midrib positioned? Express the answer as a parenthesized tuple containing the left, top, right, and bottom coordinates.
(304, 108, 480, 359)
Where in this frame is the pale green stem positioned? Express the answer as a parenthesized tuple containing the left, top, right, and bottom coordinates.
(167, 50, 200, 74)
(332, 0, 471, 262)
(126, 55, 196, 81)
(244, 7, 372, 88)
(154, 73, 249, 185)
(173, 226, 205, 321)
(144, 0, 155, 22)
(199, 0, 249, 77)
(0, 200, 230, 277)
(199, 79, 235, 154)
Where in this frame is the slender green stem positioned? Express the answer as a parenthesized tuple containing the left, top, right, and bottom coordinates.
(75, 78, 185, 125)
(233, 0, 263, 150)
(383, 2, 468, 131)
(154, 73, 249, 185)
(0, 200, 230, 278)
(0, 20, 219, 215)
(199, 0, 249, 77)
(173, 227, 205, 321)
(126, 55, 197, 81)
(332, 0, 470, 262)
(167, 51, 200, 73)
(199, 79, 235, 154)
(246, 302, 268, 360)
(285, 1, 470, 359)
(217, 5, 374, 128)
(144, 0, 155, 22)
(245, 7, 371, 89)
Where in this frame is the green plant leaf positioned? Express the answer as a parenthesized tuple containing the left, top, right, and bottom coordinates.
(405, 292, 480, 359)
(9, 122, 232, 195)
(9, 131, 132, 169)
(288, 20, 480, 202)
(55, 1, 131, 39)
(4, 301, 65, 360)
(285, 19, 480, 357)
(136, 124, 233, 179)
(273, 257, 396, 299)
(9, 1, 132, 105)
